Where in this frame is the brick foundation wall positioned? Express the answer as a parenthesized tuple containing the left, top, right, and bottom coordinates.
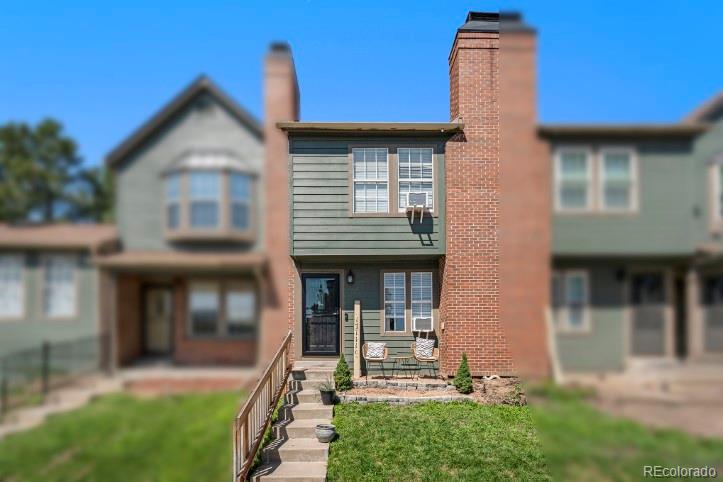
(262, 43, 300, 363)
(440, 22, 514, 377)
(499, 25, 551, 379)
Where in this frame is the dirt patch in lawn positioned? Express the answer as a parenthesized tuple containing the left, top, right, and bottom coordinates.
(472, 377, 526, 406)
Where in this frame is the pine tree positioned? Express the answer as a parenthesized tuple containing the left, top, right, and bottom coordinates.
(453, 353, 473, 394)
(334, 354, 353, 391)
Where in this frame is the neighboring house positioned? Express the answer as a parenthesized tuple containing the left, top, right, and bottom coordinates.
(0, 224, 116, 357)
(500, 12, 723, 373)
(277, 12, 525, 377)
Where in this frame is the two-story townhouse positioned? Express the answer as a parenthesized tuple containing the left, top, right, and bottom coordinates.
(502, 12, 723, 373)
(277, 12, 537, 377)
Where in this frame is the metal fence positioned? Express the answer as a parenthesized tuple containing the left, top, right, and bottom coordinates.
(0, 333, 110, 416)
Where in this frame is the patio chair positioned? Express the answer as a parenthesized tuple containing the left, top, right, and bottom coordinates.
(411, 341, 440, 378)
(362, 342, 388, 380)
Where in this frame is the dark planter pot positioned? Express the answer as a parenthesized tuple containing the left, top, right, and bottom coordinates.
(320, 389, 335, 405)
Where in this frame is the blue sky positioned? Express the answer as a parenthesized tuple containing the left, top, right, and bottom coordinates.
(1, 1, 721, 166)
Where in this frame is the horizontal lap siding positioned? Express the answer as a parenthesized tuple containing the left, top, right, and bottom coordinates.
(289, 137, 445, 257)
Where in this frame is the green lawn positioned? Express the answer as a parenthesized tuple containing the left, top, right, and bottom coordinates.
(327, 402, 550, 481)
(0, 391, 245, 482)
(529, 385, 723, 481)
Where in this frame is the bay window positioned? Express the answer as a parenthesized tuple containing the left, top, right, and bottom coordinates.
(230, 173, 252, 230)
(165, 173, 181, 229)
(189, 171, 220, 228)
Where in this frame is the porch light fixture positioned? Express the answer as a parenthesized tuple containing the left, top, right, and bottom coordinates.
(346, 270, 354, 284)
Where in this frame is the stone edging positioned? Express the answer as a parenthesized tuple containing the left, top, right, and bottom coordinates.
(352, 379, 454, 391)
(338, 393, 471, 404)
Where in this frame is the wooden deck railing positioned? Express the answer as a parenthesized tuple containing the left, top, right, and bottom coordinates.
(233, 331, 293, 481)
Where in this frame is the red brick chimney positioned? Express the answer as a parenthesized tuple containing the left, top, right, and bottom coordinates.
(260, 42, 299, 362)
(441, 12, 514, 376)
(499, 13, 551, 379)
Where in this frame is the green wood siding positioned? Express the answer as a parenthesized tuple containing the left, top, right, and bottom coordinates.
(554, 261, 626, 372)
(115, 94, 264, 252)
(0, 251, 99, 357)
(289, 137, 446, 257)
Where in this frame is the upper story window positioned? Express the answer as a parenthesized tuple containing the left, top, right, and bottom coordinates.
(42, 255, 77, 319)
(163, 150, 256, 240)
(600, 148, 636, 211)
(554, 146, 637, 214)
(0, 254, 24, 318)
(398, 148, 434, 212)
(555, 148, 591, 211)
(189, 171, 221, 228)
(709, 158, 723, 230)
(353, 148, 389, 213)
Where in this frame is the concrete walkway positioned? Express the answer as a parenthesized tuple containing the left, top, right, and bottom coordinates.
(565, 361, 723, 438)
(252, 361, 336, 482)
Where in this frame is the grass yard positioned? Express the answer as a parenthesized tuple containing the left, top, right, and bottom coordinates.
(327, 401, 550, 481)
(529, 386, 723, 481)
(0, 391, 245, 482)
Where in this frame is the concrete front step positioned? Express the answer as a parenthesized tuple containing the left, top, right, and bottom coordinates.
(287, 403, 333, 420)
(290, 380, 330, 391)
(252, 461, 327, 482)
(278, 418, 329, 439)
(266, 438, 329, 463)
(294, 389, 321, 404)
(291, 369, 335, 382)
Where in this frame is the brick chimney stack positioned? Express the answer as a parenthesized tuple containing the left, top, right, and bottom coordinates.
(499, 12, 551, 378)
(260, 42, 299, 362)
(441, 12, 514, 376)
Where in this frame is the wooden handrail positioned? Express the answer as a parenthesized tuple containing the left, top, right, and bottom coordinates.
(233, 331, 293, 481)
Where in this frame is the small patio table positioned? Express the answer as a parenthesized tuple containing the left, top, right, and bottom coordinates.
(390, 355, 415, 379)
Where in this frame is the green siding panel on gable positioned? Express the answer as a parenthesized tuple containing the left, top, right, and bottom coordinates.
(289, 136, 446, 257)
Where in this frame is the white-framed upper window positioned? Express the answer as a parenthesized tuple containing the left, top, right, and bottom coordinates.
(555, 148, 592, 211)
(599, 147, 637, 211)
(229, 172, 252, 231)
(0, 255, 24, 318)
(352, 148, 389, 213)
(225, 284, 256, 335)
(552, 270, 590, 333)
(411, 271, 433, 331)
(383, 272, 405, 332)
(398, 148, 433, 212)
(42, 255, 76, 318)
(165, 173, 181, 230)
(189, 170, 221, 228)
(712, 163, 723, 224)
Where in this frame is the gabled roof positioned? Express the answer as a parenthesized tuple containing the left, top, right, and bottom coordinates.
(0, 223, 118, 251)
(105, 75, 262, 167)
(684, 91, 723, 123)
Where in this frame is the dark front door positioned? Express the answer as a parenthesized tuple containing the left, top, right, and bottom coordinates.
(302, 273, 340, 356)
(630, 272, 666, 356)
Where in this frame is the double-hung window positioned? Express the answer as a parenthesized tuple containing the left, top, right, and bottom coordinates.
(383, 272, 405, 332)
(555, 149, 591, 211)
(165, 173, 181, 230)
(225, 284, 256, 335)
(712, 163, 723, 226)
(0, 255, 23, 318)
(411, 272, 433, 331)
(230, 173, 252, 231)
(43, 255, 76, 318)
(552, 270, 589, 333)
(189, 282, 220, 336)
(398, 148, 433, 211)
(600, 148, 635, 211)
(352, 148, 388, 213)
(189, 171, 221, 228)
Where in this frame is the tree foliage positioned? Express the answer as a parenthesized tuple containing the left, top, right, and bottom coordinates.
(0, 119, 113, 223)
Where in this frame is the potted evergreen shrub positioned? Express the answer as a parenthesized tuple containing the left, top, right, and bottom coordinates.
(318, 378, 336, 405)
(453, 353, 474, 394)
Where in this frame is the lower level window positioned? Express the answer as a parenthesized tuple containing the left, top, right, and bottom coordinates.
(383, 272, 405, 332)
(43, 255, 76, 318)
(0, 255, 23, 317)
(552, 270, 589, 333)
(188, 281, 257, 337)
(411, 272, 433, 331)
